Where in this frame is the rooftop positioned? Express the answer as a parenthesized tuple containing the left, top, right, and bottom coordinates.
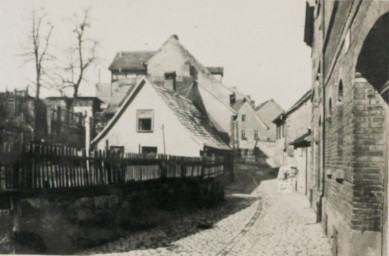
(108, 51, 155, 71)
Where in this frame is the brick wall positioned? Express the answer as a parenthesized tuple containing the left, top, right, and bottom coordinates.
(322, 1, 388, 233)
(308, 1, 388, 255)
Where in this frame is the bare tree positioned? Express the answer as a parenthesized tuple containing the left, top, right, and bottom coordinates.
(58, 8, 100, 108)
(21, 9, 54, 99)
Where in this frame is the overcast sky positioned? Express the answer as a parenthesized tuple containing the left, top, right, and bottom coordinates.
(0, 0, 311, 110)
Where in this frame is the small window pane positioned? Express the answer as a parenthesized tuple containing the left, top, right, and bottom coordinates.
(138, 118, 152, 131)
(137, 110, 153, 132)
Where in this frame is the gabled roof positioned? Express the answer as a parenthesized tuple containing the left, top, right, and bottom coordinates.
(255, 98, 283, 112)
(145, 35, 242, 114)
(230, 97, 268, 129)
(272, 89, 312, 123)
(108, 51, 155, 71)
(92, 78, 230, 151)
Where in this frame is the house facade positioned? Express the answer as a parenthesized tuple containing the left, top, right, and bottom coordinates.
(273, 90, 312, 168)
(92, 78, 230, 157)
(304, 1, 388, 255)
(232, 98, 268, 149)
(256, 99, 284, 142)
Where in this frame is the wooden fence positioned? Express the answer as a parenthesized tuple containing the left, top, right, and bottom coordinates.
(0, 143, 224, 192)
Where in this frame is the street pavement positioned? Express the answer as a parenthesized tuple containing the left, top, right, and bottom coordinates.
(83, 169, 332, 256)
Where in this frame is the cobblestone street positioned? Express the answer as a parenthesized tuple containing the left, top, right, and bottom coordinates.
(83, 165, 332, 256)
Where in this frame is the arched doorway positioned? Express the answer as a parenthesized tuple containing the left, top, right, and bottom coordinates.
(355, 12, 389, 256)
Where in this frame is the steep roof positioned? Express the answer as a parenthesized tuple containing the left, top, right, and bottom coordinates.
(255, 99, 284, 127)
(92, 78, 230, 151)
(108, 51, 155, 71)
(272, 89, 312, 123)
(145, 35, 242, 114)
(255, 99, 283, 112)
(153, 85, 230, 150)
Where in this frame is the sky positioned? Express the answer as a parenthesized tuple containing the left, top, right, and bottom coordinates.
(0, 0, 312, 110)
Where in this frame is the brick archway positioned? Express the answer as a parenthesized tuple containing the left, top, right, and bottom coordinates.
(354, 12, 389, 256)
(356, 12, 389, 104)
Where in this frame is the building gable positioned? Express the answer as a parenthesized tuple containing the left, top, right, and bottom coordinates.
(92, 79, 201, 156)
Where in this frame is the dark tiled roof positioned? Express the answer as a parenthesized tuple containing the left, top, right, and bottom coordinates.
(108, 51, 155, 71)
(206, 66, 224, 75)
(153, 84, 230, 150)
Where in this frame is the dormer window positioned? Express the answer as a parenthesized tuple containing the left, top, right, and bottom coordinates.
(242, 114, 246, 122)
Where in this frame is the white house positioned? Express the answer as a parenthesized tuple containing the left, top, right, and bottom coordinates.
(91, 78, 230, 157)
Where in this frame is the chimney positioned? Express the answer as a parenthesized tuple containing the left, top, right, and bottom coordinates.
(171, 34, 179, 40)
(164, 72, 177, 91)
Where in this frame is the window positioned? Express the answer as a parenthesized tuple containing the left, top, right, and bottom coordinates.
(328, 98, 333, 115)
(254, 130, 259, 139)
(142, 147, 157, 154)
(242, 114, 246, 122)
(137, 109, 154, 132)
(338, 81, 344, 103)
(241, 130, 246, 140)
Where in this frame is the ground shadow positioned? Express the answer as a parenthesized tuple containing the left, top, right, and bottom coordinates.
(80, 163, 276, 254)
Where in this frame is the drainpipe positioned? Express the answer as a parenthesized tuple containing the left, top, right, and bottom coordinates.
(316, 0, 326, 222)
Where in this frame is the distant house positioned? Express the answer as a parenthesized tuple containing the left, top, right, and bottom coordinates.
(109, 51, 155, 82)
(272, 89, 312, 167)
(272, 89, 312, 194)
(91, 78, 230, 157)
(44, 96, 103, 117)
(231, 97, 268, 149)
(255, 99, 284, 142)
